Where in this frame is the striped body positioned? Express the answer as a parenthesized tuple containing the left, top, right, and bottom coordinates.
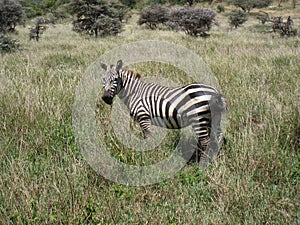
(101, 60, 227, 163)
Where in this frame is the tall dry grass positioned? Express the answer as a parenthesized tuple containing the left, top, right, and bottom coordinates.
(0, 6, 299, 224)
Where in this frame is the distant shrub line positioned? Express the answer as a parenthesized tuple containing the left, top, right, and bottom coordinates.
(0, 0, 298, 54)
(138, 4, 217, 37)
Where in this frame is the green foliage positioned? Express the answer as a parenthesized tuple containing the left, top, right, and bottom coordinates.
(168, 7, 217, 37)
(137, 5, 217, 37)
(228, 9, 247, 29)
(0, 34, 21, 53)
(29, 17, 50, 41)
(20, 0, 69, 18)
(227, 0, 272, 12)
(120, 0, 137, 8)
(0, 0, 24, 33)
(270, 16, 297, 37)
(255, 11, 269, 24)
(149, 0, 186, 5)
(217, 4, 225, 13)
(137, 4, 169, 29)
(70, 0, 127, 37)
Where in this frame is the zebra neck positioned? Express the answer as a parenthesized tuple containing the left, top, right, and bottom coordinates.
(120, 70, 142, 94)
(118, 70, 143, 104)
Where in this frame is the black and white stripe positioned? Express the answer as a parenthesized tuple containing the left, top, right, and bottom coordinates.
(101, 60, 227, 162)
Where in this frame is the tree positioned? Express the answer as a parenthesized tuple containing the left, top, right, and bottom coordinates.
(20, 0, 69, 18)
(227, 9, 247, 28)
(119, 0, 136, 8)
(270, 16, 297, 37)
(137, 4, 169, 29)
(168, 7, 217, 37)
(70, 0, 127, 37)
(186, 0, 195, 6)
(216, 4, 225, 13)
(0, 0, 24, 33)
(29, 17, 50, 41)
(227, 0, 272, 12)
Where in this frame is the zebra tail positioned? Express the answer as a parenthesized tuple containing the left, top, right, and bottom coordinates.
(209, 93, 227, 114)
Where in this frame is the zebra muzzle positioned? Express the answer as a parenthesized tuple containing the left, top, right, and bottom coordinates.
(102, 96, 113, 105)
(102, 93, 113, 105)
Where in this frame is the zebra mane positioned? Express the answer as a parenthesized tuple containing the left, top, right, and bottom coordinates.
(122, 69, 141, 80)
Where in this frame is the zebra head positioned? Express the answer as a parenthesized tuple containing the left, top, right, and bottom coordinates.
(100, 60, 123, 105)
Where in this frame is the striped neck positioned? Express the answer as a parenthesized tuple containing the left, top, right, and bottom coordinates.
(118, 69, 142, 99)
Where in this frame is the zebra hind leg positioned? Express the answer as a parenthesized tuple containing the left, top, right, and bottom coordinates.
(191, 124, 210, 166)
(197, 136, 211, 168)
(138, 118, 152, 139)
(198, 124, 225, 169)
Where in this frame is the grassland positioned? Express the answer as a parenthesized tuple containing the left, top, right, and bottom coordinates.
(0, 4, 299, 224)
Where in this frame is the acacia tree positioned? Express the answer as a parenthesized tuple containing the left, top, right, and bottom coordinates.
(0, 0, 24, 33)
(227, 0, 273, 12)
(70, 0, 127, 37)
(169, 7, 217, 37)
(119, 0, 136, 8)
(228, 9, 247, 29)
(137, 4, 169, 29)
(29, 17, 50, 41)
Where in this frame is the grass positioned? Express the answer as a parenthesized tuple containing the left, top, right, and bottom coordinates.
(1, 5, 300, 224)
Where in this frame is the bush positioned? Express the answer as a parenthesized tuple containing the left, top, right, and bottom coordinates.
(217, 4, 225, 13)
(0, 34, 21, 53)
(20, 0, 69, 18)
(255, 11, 269, 24)
(70, 0, 127, 37)
(0, 0, 24, 33)
(168, 7, 217, 37)
(228, 9, 247, 29)
(227, 0, 272, 12)
(29, 17, 50, 41)
(120, 0, 136, 8)
(271, 16, 297, 37)
(137, 4, 169, 30)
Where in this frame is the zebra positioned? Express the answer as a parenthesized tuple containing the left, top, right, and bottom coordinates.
(100, 60, 227, 166)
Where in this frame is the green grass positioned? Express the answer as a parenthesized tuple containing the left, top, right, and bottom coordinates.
(1, 6, 300, 224)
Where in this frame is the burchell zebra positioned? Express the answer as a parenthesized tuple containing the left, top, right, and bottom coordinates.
(101, 60, 227, 165)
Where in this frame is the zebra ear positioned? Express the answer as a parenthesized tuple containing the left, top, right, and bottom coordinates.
(100, 62, 107, 71)
(116, 60, 123, 71)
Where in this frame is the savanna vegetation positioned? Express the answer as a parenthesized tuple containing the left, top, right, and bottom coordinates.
(0, 0, 299, 224)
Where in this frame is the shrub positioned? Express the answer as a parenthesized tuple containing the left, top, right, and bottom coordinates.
(70, 0, 127, 37)
(137, 4, 169, 30)
(0, 0, 24, 33)
(0, 34, 21, 53)
(120, 0, 136, 8)
(168, 7, 217, 37)
(255, 11, 269, 24)
(29, 17, 50, 41)
(217, 4, 225, 13)
(227, 0, 272, 12)
(271, 16, 297, 37)
(186, 0, 195, 6)
(228, 9, 247, 29)
(20, 0, 69, 18)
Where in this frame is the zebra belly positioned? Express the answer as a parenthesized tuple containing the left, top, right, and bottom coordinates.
(150, 113, 190, 129)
